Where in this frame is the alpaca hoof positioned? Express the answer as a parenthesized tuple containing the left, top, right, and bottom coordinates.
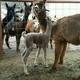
(24, 72, 29, 76)
(24, 71, 29, 75)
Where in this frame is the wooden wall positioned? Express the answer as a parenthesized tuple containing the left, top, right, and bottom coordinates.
(0, 1, 3, 55)
(1, 0, 80, 3)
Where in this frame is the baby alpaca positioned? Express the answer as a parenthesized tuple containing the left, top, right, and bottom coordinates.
(21, 17, 56, 75)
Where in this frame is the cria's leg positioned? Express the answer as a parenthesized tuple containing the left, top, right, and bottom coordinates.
(43, 47, 48, 67)
(21, 47, 32, 75)
(34, 47, 41, 65)
(21, 48, 26, 57)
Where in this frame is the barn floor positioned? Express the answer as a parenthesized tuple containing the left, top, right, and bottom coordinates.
(0, 37, 80, 80)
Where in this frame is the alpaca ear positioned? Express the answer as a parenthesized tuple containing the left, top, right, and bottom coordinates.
(5, 3, 9, 8)
(24, 2, 27, 7)
(43, 0, 46, 3)
(13, 4, 16, 8)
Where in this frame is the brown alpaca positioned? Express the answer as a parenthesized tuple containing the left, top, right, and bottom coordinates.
(51, 14, 80, 70)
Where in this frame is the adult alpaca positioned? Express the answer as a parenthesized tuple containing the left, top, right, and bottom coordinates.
(4, 2, 32, 52)
(2, 3, 16, 47)
(51, 14, 80, 70)
(21, 16, 55, 75)
(33, 0, 53, 49)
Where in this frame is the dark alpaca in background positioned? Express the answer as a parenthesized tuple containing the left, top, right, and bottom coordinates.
(2, 3, 16, 47)
(3, 2, 32, 53)
(2, 3, 22, 49)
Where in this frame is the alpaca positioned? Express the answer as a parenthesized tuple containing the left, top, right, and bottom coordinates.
(2, 3, 16, 48)
(3, 2, 32, 52)
(21, 17, 56, 75)
(33, 0, 53, 49)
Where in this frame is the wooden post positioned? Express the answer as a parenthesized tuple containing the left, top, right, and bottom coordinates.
(0, 1, 3, 55)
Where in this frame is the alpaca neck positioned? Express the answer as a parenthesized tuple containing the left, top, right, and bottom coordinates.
(37, 12, 47, 31)
(23, 13, 30, 27)
(23, 13, 29, 22)
(44, 17, 53, 39)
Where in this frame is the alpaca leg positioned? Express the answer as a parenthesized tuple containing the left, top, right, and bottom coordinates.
(21, 48, 26, 57)
(5, 34, 11, 49)
(43, 47, 48, 67)
(59, 42, 67, 64)
(16, 34, 21, 53)
(21, 47, 32, 75)
(50, 38, 53, 49)
(34, 47, 41, 65)
(52, 42, 63, 70)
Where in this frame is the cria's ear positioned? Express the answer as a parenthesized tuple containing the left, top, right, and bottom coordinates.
(43, 0, 46, 3)
(5, 3, 9, 8)
(13, 4, 16, 8)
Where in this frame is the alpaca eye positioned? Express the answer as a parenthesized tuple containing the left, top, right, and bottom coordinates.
(35, 4, 36, 6)
(34, 4, 38, 7)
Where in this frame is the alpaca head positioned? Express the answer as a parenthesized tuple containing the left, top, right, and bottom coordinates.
(5, 3, 16, 18)
(24, 2, 33, 20)
(33, 0, 47, 19)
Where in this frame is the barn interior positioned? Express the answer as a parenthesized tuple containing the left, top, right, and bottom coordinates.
(0, 0, 80, 80)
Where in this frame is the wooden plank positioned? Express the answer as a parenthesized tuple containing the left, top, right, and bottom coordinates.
(1, 0, 80, 3)
(0, 1, 3, 55)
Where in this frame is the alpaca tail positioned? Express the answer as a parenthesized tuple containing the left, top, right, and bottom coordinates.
(22, 31, 27, 38)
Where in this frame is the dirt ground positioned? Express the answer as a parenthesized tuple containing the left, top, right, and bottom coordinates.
(0, 37, 80, 80)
